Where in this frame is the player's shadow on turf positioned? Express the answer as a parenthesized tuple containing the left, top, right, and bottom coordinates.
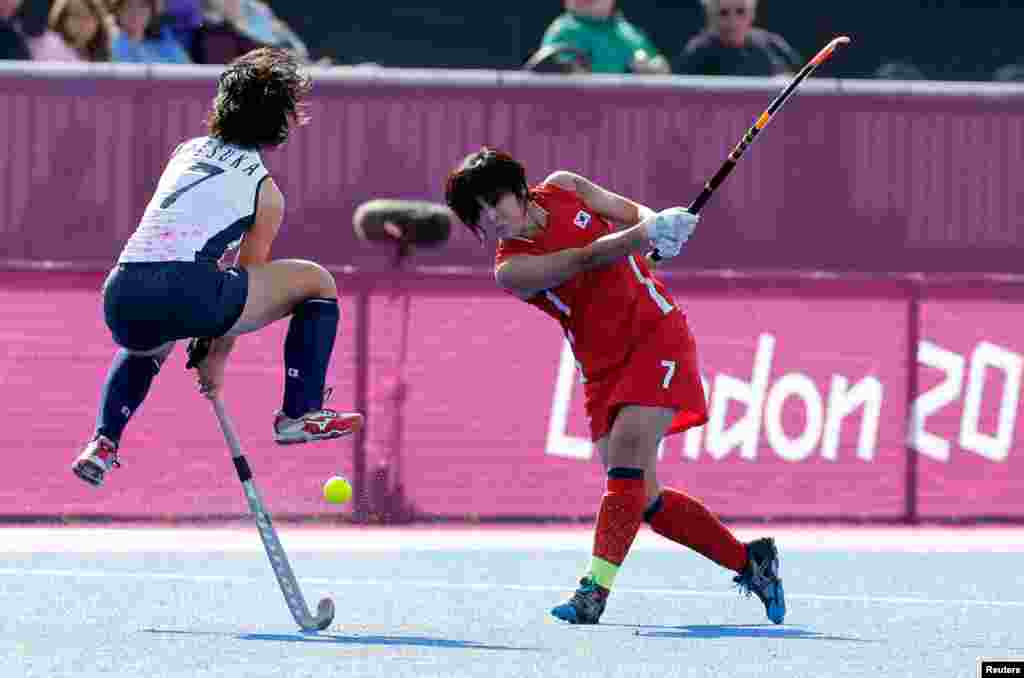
(621, 624, 874, 643)
(143, 629, 532, 651)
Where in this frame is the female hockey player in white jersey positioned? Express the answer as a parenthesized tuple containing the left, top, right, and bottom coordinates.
(73, 47, 363, 487)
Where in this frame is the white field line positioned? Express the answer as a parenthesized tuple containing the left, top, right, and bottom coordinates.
(2, 527, 1024, 553)
(0, 567, 1023, 610)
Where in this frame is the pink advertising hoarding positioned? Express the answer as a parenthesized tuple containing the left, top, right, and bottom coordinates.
(915, 297, 1024, 519)
(380, 282, 910, 520)
(0, 273, 360, 520)
(2, 272, 1022, 522)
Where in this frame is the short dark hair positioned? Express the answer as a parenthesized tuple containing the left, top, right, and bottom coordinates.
(444, 147, 529, 242)
(207, 48, 312, 150)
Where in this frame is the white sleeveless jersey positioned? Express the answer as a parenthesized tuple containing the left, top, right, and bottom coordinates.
(118, 136, 270, 263)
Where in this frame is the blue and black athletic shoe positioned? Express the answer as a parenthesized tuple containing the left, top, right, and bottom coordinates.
(551, 576, 609, 624)
(734, 537, 786, 624)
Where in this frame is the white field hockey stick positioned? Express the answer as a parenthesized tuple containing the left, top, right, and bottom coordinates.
(211, 396, 335, 631)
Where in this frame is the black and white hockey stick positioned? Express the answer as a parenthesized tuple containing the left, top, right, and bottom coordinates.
(211, 397, 335, 631)
(651, 36, 851, 261)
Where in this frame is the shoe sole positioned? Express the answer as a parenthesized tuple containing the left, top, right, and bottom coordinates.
(764, 539, 785, 624)
(274, 428, 357, 446)
(71, 461, 104, 487)
(550, 606, 581, 624)
(767, 580, 786, 624)
(551, 602, 604, 624)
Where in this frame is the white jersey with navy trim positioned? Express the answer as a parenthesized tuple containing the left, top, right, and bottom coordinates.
(118, 136, 269, 264)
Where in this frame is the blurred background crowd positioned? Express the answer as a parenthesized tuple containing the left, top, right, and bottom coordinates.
(0, 0, 312, 65)
(1, 0, 1022, 82)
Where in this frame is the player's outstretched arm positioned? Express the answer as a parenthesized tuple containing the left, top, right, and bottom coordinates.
(543, 171, 656, 227)
(496, 223, 652, 299)
(545, 171, 691, 271)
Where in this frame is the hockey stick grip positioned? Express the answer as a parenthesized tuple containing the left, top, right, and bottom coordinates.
(211, 397, 244, 459)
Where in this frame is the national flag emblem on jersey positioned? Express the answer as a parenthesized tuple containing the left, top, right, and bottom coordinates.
(574, 210, 592, 229)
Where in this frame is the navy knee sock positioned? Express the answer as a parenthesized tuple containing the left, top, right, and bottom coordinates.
(95, 349, 164, 446)
(282, 298, 339, 419)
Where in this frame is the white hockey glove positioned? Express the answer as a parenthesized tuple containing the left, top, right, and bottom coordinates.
(643, 207, 699, 259)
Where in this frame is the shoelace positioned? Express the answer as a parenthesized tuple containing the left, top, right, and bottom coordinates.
(570, 579, 605, 607)
(317, 387, 341, 416)
(734, 557, 772, 599)
(96, 443, 121, 469)
(279, 388, 340, 424)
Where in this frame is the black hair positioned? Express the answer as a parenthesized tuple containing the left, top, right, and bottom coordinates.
(444, 147, 529, 242)
(207, 47, 312, 150)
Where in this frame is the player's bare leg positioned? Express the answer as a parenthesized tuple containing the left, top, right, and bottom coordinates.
(551, 405, 674, 624)
(72, 341, 176, 486)
(226, 259, 362, 443)
(227, 259, 338, 335)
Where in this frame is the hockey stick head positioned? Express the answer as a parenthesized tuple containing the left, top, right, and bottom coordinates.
(311, 597, 335, 631)
(810, 36, 851, 67)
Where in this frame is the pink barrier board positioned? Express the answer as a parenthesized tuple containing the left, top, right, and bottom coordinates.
(2, 71, 1023, 276)
(2, 272, 1022, 522)
(915, 298, 1024, 518)
(0, 273, 359, 519)
(383, 284, 910, 520)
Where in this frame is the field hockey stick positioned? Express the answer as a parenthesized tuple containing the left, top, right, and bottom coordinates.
(210, 397, 335, 632)
(651, 35, 851, 261)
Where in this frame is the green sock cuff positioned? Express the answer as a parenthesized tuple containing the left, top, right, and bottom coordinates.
(588, 556, 620, 590)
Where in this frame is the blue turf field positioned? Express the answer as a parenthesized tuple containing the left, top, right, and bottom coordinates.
(2, 527, 1021, 678)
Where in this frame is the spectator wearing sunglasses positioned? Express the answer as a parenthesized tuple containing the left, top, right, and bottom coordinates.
(536, 0, 670, 74)
(672, 0, 800, 77)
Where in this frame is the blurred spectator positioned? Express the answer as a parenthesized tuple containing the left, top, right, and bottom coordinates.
(523, 43, 591, 74)
(162, 0, 200, 53)
(992, 63, 1024, 82)
(24, 0, 85, 61)
(15, 0, 49, 37)
(874, 60, 925, 81)
(47, 0, 112, 61)
(0, 0, 31, 60)
(191, 0, 310, 64)
(673, 0, 800, 76)
(108, 0, 189, 63)
(533, 0, 669, 75)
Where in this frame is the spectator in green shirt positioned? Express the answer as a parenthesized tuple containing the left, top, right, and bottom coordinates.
(536, 0, 669, 74)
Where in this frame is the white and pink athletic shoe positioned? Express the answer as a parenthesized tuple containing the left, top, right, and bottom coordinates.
(71, 436, 120, 487)
(273, 407, 364, 445)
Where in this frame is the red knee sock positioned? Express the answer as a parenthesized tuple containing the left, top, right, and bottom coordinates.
(587, 469, 647, 591)
(645, 487, 748, 572)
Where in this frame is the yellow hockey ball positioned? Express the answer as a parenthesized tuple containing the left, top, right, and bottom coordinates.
(323, 476, 352, 504)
